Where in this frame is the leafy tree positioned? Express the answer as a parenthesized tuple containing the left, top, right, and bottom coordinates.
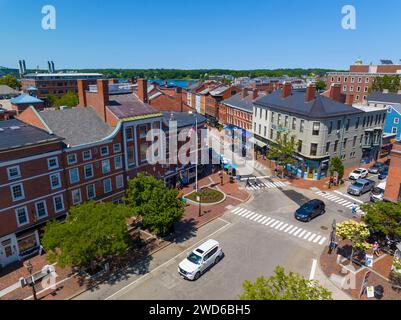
(46, 94, 58, 107)
(125, 173, 184, 235)
(54, 91, 79, 108)
(328, 156, 344, 180)
(42, 202, 131, 270)
(267, 132, 297, 177)
(361, 201, 401, 240)
(239, 266, 332, 300)
(315, 79, 326, 91)
(336, 220, 370, 262)
(370, 75, 401, 93)
(0, 74, 20, 89)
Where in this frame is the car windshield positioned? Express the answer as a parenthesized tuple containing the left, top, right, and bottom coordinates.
(354, 170, 362, 174)
(372, 187, 383, 195)
(301, 203, 314, 211)
(187, 252, 202, 265)
(374, 163, 384, 168)
(353, 182, 364, 188)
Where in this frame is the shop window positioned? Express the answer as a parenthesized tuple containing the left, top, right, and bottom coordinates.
(310, 143, 318, 156)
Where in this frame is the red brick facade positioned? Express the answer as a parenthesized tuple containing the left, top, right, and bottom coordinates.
(384, 142, 401, 202)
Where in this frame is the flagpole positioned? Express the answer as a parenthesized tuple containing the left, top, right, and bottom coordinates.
(195, 115, 198, 192)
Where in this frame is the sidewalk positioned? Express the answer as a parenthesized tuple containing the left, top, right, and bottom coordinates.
(0, 173, 249, 300)
(320, 240, 401, 300)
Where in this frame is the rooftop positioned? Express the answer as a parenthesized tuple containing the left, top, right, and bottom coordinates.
(0, 85, 18, 96)
(0, 119, 62, 152)
(367, 92, 401, 104)
(107, 93, 160, 120)
(161, 111, 206, 128)
(10, 94, 44, 105)
(223, 91, 267, 113)
(38, 107, 115, 147)
(254, 90, 363, 119)
(24, 72, 103, 78)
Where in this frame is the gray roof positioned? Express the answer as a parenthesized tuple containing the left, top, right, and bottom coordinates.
(161, 111, 206, 128)
(39, 107, 115, 147)
(223, 92, 266, 113)
(254, 90, 363, 119)
(0, 119, 62, 152)
(367, 92, 401, 104)
(0, 85, 18, 96)
(389, 104, 401, 115)
(107, 94, 159, 119)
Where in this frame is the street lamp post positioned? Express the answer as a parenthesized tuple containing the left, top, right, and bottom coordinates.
(26, 260, 38, 300)
(197, 193, 202, 217)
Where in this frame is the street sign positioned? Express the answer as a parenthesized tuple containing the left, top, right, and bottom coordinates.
(365, 254, 373, 267)
(366, 286, 375, 298)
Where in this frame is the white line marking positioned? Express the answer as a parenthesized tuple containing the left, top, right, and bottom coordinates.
(319, 237, 327, 245)
(251, 214, 262, 221)
(303, 231, 312, 240)
(274, 222, 284, 229)
(308, 234, 316, 242)
(309, 259, 317, 280)
(334, 190, 364, 204)
(313, 235, 322, 243)
(265, 219, 275, 226)
(246, 212, 258, 220)
(284, 225, 294, 232)
(298, 230, 307, 238)
(242, 211, 254, 218)
(263, 217, 272, 225)
(293, 228, 302, 236)
(289, 227, 299, 235)
(256, 216, 267, 223)
(270, 221, 280, 228)
(231, 207, 242, 214)
(237, 209, 248, 216)
(105, 219, 231, 300)
(280, 223, 288, 231)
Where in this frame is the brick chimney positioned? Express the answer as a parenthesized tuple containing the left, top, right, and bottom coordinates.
(305, 84, 316, 102)
(329, 83, 342, 102)
(281, 81, 292, 98)
(96, 79, 109, 121)
(137, 78, 148, 103)
(252, 89, 259, 100)
(242, 88, 248, 98)
(175, 87, 183, 111)
(346, 94, 354, 106)
(77, 80, 88, 107)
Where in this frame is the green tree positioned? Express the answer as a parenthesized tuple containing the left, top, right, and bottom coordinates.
(370, 75, 401, 93)
(0, 74, 20, 89)
(315, 80, 326, 91)
(46, 94, 58, 107)
(336, 220, 370, 262)
(239, 266, 332, 300)
(42, 202, 131, 270)
(328, 156, 345, 180)
(54, 91, 79, 108)
(125, 173, 184, 235)
(267, 132, 297, 177)
(361, 201, 401, 240)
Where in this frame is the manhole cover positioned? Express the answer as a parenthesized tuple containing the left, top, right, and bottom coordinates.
(321, 226, 328, 230)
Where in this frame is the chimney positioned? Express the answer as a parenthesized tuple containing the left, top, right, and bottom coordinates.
(130, 77, 137, 84)
(329, 83, 342, 102)
(346, 93, 354, 106)
(137, 78, 148, 103)
(252, 89, 259, 100)
(281, 81, 292, 98)
(242, 88, 248, 98)
(51, 61, 55, 73)
(175, 87, 183, 111)
(77, 80, 88, 107)
(22, 60, 27, 74)
(305, 84, 316, 102)
(47, 61, 52, 73)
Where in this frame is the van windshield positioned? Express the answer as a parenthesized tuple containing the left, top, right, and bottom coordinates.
(187, 252, 202, 265)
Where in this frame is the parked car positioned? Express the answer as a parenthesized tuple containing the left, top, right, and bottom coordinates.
(347, 179, 375, 196)
(349, 168, 368, 180)
(368, 162, 386, 174)
(378, 167, 389, 180)
(295, 199, 326, 222)
(370, 182, 386, 202)
(178, 239, 223, 280)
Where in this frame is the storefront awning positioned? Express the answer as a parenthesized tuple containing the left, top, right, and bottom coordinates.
(254, 139, 267, 148)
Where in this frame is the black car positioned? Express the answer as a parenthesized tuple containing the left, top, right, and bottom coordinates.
(378, 167, 389, 180)
(295, 199, 326, 222)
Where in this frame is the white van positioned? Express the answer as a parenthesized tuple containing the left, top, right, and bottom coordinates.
(370, 181, 386, 202)
(178, 239, 223, 280)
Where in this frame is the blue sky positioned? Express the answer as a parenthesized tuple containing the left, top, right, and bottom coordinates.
(1, 0, 401, 70)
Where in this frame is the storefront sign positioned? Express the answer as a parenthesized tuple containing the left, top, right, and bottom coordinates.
(366, 286, 375, 298)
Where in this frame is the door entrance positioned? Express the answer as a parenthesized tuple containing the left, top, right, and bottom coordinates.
(0, 238, 17, 267)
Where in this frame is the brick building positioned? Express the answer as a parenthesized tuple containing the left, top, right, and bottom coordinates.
(0, 119, 65, 267)
(21, 72, 103, 99)
(384, 142, 401, 202)
(326, 62, 401, 105)
(10, 94, 45, 114)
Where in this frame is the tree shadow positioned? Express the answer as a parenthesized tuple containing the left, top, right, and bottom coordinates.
(168, 219, 197, 244)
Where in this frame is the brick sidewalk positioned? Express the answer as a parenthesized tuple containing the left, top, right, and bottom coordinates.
(1, 173, 249, 300)
(320, 240, 401, 300)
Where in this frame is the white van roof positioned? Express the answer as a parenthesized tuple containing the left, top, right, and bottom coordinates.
(194, 239, 219, 256)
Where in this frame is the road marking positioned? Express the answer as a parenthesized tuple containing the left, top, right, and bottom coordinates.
(308, 234, 316, 242)
(319, 237, 327, 245)
(242, 211, 254, 218)
(263, 217, 272, 225)
(274, 222, 284, 229)
(270, 220, 280, 228)
(232, 207, 242, 214)
(234, 208, 246, 215)
(313, 235, 322, 243)
(298, 230, 307, 238)
(237, 209, 249, 217)
(265, 219, 275, 226)
(293, 228, 302, 236)
(289, 227, 299, 235)
(284, 225, 294, 232)
(309, 259, 317, 280)
(246, 212, 258, 220)
(256, 216, 267, 223)
(303, 231, 312, 240)
(251, 214, 262, 221)
(280, 223, 288, 231)
(333, 190, 364, 204)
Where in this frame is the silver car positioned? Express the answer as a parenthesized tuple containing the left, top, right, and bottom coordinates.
(347, 179, 375, 196)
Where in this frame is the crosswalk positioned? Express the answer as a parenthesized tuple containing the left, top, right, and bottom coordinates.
(245, 179, 288, 191)
(229, 207, 327, 246)
(314, 190, 364, 215)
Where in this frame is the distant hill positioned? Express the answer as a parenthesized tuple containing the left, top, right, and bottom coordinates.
(0, 67, 19, 77)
